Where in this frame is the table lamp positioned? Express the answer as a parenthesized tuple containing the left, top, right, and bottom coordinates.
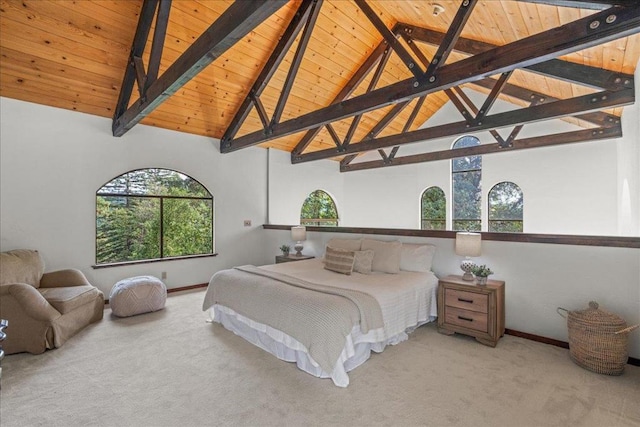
(455, 232, 481, 281)
(291, 226, 307, 256)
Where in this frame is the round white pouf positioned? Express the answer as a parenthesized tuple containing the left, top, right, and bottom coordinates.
(109, 275, 167, 317)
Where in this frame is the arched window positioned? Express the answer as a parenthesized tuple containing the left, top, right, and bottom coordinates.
(488, 182, 523, 232)
(96, 168, 213, 265)
(421, 187, 446, 230)
(300, 190, 339, 226)
(452, 136, 481, 231)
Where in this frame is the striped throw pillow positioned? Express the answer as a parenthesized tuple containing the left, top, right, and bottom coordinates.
(324, 246, 356, 275)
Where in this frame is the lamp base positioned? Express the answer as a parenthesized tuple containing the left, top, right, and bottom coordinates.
(294, 242, 303, 256)
(460, 258, 475, 281)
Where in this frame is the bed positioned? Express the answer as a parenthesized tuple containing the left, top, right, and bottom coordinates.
(202, 239, 438, 387)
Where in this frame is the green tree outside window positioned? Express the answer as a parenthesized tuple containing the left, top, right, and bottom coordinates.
(488, 181, 523, 232)
(300, 190, 338, 226)
(421, 187, 446, 230)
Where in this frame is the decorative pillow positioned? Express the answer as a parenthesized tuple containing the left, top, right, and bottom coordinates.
(353, 249, 374, 274)
(0, 249, 45, 288)
(324, 246, 356, 275)
(326, 238, 362, 252)
(400, 243, 436, 272)
(360, 239, 402, 274)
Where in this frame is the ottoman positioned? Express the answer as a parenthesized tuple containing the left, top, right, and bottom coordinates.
(109, 276, 167, 317)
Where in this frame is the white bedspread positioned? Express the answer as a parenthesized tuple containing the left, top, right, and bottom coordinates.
(205, 258, 438, 387)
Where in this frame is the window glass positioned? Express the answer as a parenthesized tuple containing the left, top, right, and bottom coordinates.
(300, 190, 339, 226)
(489, 182, 523, 232)
(452, 136, 481, 231)
(421, 187, 446, 230)
(96, 169, 213, 264)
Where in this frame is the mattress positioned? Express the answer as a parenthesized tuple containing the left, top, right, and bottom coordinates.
(204, 258, 438, 387)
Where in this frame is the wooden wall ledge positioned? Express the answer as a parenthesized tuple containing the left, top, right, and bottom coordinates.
(263, 224, 640, 249)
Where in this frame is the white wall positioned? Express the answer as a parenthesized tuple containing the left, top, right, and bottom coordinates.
(267, 148, 344, 224)
(0, 98, 271, 295)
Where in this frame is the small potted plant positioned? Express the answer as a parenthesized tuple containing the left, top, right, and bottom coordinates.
(279, 244, 290, 256)
(471, 264, 493, 285)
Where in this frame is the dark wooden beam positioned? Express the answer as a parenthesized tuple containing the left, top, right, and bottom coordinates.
(262, 223, 640, 248)
(469, 77, 621, 128)
(222, 0, 315, 142)
(221, 4, 640, 153)
(290, 41, 389, 156)
(113, 0, 288, 137)
(271, 0, 323, 125)
(144, 0, 172, 91)
(424, 0, 478, 80)
(343, 45, 393, 147)
(112, 0, 158, 122)
(340, 154, 358, 167)
(341, 126, 622, 172)
(404, 24, 635, 91)
(476, 71, 512, 120)
(354, 0, 422, 79)
(448, 87, 507, 146)
(294, 88, 634, 163)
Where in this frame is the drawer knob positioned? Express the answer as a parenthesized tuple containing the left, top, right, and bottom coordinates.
(458, 298, 474, 303)
(458, 316, 474, 322)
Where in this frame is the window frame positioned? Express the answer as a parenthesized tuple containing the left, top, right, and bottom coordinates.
(488, 181, 524, 233)
(94, 168, 215, 267)
(451, 135, 482, 232)
(300, 189, 339, 227)
(420, 186, 446, 230)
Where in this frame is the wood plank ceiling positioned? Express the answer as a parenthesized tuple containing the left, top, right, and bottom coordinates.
(1, 0, 639, 170)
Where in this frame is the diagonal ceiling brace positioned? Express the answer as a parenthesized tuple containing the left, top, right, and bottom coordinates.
(113, 0, 288, 137)
(113, 0, 159, 124)
(222, 0, 316, 142)
(220, 4, 640, 153)
(291, 41, 389, 155)
(424, 0, 478, 81)
(144, 0, 172, 92)
(271, 0, 323, 126)
(354, 0, 422, 79)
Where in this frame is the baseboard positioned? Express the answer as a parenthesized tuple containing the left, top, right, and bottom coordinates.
(167, 283, 208, 293)
(104, 282, 207, 305)
(505, 328, 639, 367)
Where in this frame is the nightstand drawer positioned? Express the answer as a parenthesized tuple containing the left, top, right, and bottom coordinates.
(445, 288, 488, 313)
(444, 306, 488, 332)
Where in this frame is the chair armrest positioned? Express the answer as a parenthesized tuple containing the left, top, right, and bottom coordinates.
(0, 284, 61, 322)
(40, 269, 91, 288)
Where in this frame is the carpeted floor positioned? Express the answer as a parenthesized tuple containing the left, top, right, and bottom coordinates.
(1, 289, 639, 427)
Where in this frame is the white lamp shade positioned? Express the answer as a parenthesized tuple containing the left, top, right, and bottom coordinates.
(455, 232, 481, 257)
(291, 226, 307, 242)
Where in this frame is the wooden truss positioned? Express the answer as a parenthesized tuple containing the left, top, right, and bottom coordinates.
(113, 0, 639, 173)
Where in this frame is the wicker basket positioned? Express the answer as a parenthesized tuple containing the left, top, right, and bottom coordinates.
(557, 301, 638, 375)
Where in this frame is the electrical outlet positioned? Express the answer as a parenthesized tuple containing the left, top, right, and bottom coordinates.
(244, 220, 252, 227)
(161, 272, 167, 279)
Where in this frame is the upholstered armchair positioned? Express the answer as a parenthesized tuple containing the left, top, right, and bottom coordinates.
(0, 249, 104, 355)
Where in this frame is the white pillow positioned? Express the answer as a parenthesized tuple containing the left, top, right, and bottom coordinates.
(361, 239, 402, 274)
(326, 238, 362, 251)
(400, 243, 436, 273)
(353, 249, 374, 274)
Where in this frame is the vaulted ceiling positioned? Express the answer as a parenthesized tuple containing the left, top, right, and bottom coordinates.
(1, 0, 639, 171)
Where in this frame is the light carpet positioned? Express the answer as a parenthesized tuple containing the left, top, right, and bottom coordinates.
(1, 289, 639, 427)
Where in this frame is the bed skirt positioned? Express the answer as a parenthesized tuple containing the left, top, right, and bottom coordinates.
(207, 300, 436, 387)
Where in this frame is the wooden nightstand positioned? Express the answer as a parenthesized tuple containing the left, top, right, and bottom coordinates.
(437, 275, 505, 347)
(275, 254, 314, 264)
